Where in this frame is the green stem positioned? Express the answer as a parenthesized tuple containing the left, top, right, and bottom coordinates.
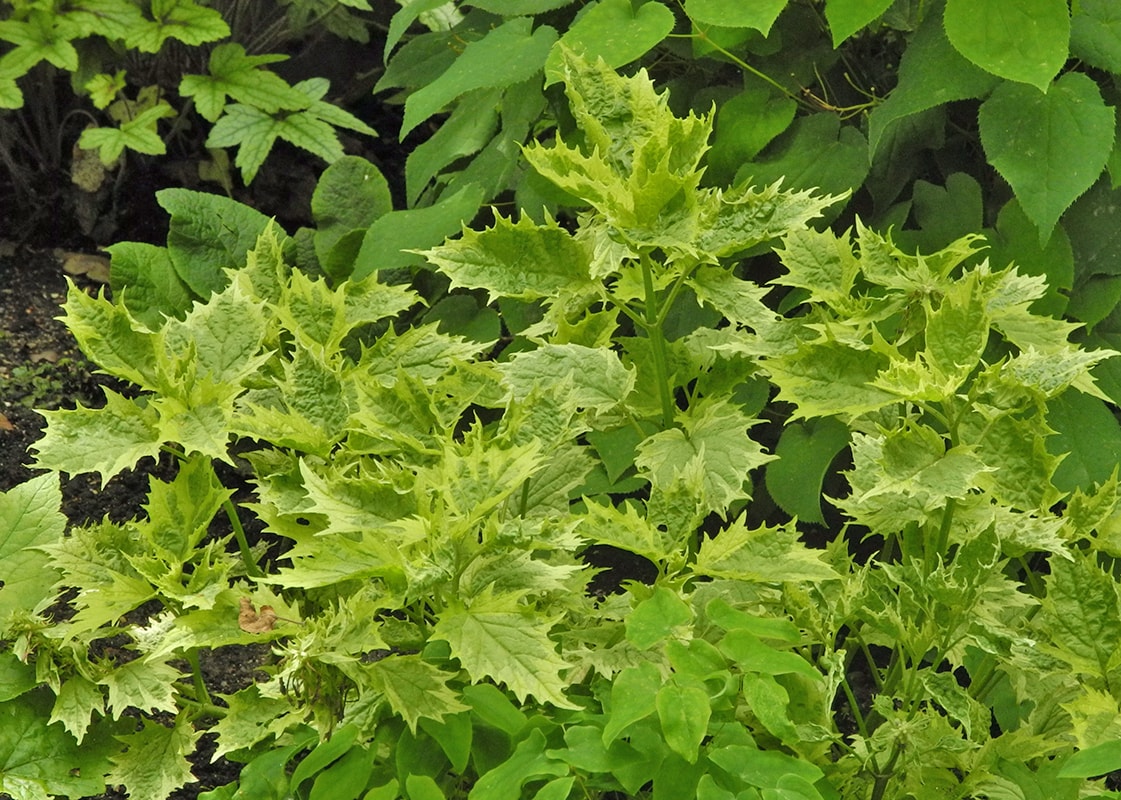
(185, 648, 211, 707)
(640, 252, 676, 429)
(928, 497, 957, 569)
(224, 497, 263, 579)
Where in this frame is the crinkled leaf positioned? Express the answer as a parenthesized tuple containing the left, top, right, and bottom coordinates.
(107, 716, 200, 800)
(433, 592, 575, 708)
(0, 474, 63, 625)
(102, 657, 181, 720)
(106, 242, 194, 325)
(497, 344, 633, 412)
(1039, 554, 1121, 686)
(694, 518, 838, 582)
(765, 340, 897, 421)
(368, 654, 468, 733)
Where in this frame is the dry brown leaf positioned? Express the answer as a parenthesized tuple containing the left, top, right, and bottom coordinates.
(0, 412, 13, 432)
(58, 251, 111, 284)
(238, 597, 279, 634)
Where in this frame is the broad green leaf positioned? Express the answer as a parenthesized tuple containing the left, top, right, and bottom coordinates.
(868, 12, 999, 158)
(722, 631, 822, 681)
(636, 399, 772, 516)
(405, 774, 446, 800)
(655, 679, 710, 763)
(434, 592, 575, 708)
(420, 213, 595, 301)
(402, 18, 557, 136)
(707, 89, 797, 185)
(626, 586, 693, 650)
(1071, 0, 1121, 73)
(979, 72, 1115, 242)
(33, 389, 162, 486)
(107, 241, 194, 325)
(179, 42, 305, 123)
(1048, 391, 1121, 494)
(825, 0, 893, 46)
(943, 0, 1069, 91)
(353, 182, 486, 279)
(706, 746, 823, 790)
(312, 156, 393, 245)
(741, 673, 797, 742)
(603, 662, 661, 745)
(309, 748, 375, 800)
(765, 416, 849, 524)
(740, 113, 869, 200)
(289, 726, 359, 790)
(467, 728, 568, 800)
(694, 518, 838, 583)
(107, 716, 200, 800)
(158, 188, 272, 298)
(405, 88, 500, 205)
(1057, 738, 1121, 778)
(497, 344, 633, 412)
(545, 0, 674, 86)
(462, 683, 528, 736)
(902, 172, 984, 253)
(685, 0, 789, 35)
(424, 295, 502, 343)
(0, 474, 64, 624)
(0, 653, 34, 704)
(123, 0, 229, 51)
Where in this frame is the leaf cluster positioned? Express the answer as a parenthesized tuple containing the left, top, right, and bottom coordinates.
(4, 47, 1121, 800)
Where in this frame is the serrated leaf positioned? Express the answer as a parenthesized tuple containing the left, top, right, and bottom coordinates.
(979, 72, 1114, 243)
(179, 42, 305, 123)
(685, 0, 789, 35)
(420, 213, 595, 301)
(78, 101, 175, 162)
(368, 655, 468, 733)
(0, 474, 63, 626)
(765, 340, 897, 421)
(107, 716, 200, 800)
(694, 519, 838, 583)
(1039, 554, 1121, 685)
(943, 0, 1069, 91)
(102, 657, 181, 720)
(1071, 0, 1121, 73)
(124, 0, 228, 51)
(545, 0, 674, 86)
(49, 676, 103, 744)
(402, 18, 556, 136)
(765, 416, 849, 524)
(825, 0, 893, 46)
(433, 593, 575, 708)
(33, 389, 162, 486)
(636, 399, 772, 516)
(924, 270, 989, 383)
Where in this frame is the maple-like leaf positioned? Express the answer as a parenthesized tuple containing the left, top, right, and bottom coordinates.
(367, 654, 469, 733)
(107, 716, 200, 799)
(434, 591, 576, 709)
(179, 42, 304, 122)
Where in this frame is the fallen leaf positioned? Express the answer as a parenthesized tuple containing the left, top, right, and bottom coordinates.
(58, 251, 111, 284)
(0, 412, 13, 431)
(238, 597, 278, 634)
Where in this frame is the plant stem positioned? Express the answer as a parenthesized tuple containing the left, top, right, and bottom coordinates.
(185, 648, 212, 707)
(224, 497, 263, 578)
(640, 252, 676, 429)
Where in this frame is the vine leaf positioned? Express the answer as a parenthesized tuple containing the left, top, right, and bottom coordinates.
(545, 0, 673, 86)
(1071, 0, 1121, 73)
(825, 0, 894, 47)
(979, 72, 1115, 243)
(943, 0, 1069, 92)
(684, 0, 789, 36)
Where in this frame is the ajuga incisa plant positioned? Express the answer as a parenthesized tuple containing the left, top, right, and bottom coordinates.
(2, 46, 1121, 800)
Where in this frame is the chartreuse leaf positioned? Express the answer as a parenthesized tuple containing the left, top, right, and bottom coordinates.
(0, 474, 63, 626)
(401, 17, 556, 136)
(1038, 553, 1121, 687)
(923, 268, 989, 385)
(979, 72, 1115, 242)
(107, 715, 200, 799)
(824, 0, 893, 46)
(685, 0, 789, 35)
(420, 213, 596, 301)
(58, 280, 160, 389)
(497, 344, 633, 412)
(49, 675, 103, 744)
(33, 389, 162, 485)
(636, 398, 773, 516)
(545, 0, 674, 86)
(142, 453, 230, 560)
(943, 0, 1069, 91)
(765, 340, 896, 421)
(368, 656, 469, 734)
(434, 591, 575, 708)
(867, 11, 999, 158)
(179, 42, 305, 123)
(694, 518, 838, 583)
(102, 657, 181, 720)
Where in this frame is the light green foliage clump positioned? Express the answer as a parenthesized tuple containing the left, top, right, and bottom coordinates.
(2, 48, 1121, 800)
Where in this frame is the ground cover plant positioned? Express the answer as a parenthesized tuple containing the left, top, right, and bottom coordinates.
(6, 46, 1121, 800)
